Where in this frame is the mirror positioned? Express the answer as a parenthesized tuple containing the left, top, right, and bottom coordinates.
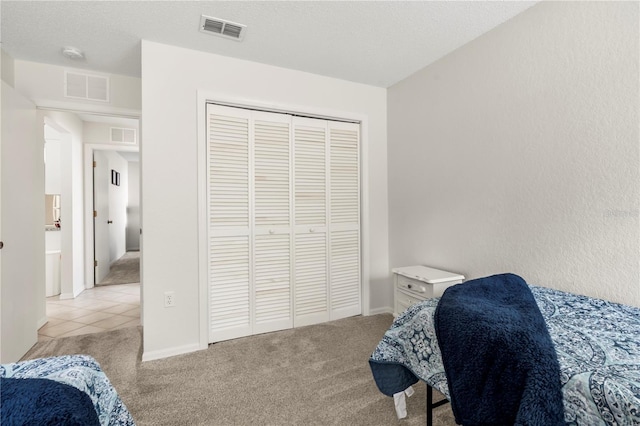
(45, 194, 61, 228)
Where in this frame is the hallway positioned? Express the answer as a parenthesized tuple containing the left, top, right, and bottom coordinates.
(38, 283, 140, 341)
(98, 251, 140, 285)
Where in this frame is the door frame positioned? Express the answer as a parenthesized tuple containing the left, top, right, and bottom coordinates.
(196, 91, 371, 351)
(43, 117, 75, 300)
(83, 143, 139, 288)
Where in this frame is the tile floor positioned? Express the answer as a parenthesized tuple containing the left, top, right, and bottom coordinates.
(38, 283, 140, 342)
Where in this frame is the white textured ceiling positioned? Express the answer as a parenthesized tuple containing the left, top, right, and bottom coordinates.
(1, 1, 537, 88)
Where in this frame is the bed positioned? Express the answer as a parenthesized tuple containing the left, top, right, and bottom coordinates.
(1, 354, 135, 425)
(369, 274, 640, 425)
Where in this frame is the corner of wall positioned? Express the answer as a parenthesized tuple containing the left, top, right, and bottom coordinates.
(368, 306, 394, 316)
(1, 49, 16, 87)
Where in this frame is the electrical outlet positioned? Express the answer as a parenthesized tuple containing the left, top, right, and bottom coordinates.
(164, 291, 176, 308)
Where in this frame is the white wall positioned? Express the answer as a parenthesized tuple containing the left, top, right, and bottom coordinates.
(141, 40, 388, 359)
(38, 110, 86, 299)
(83, 121, 139, 146)
(1, 81, 42, 362)
(83, 122, 135, 262)
(127, 161, 140, 251)
(45, 230, 61, 251)
(2, 49, 15, 87)
(82, 120, 139, 283)
(388, 2, 639, 305)
(105, 151, 128, 262)
(14, 60, 141, 115)
(13, 61, 141, 295)
(44, 134, 61, 194)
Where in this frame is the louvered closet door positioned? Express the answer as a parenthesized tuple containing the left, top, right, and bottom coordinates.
(207, 104, 361, 342)
(329, 122, 361, 320)
(293, 117, 329, 327)
(253, 112, 293, 334)
(208, 105, 252, 342)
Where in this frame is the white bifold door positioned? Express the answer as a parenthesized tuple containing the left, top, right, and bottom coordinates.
(207, 104, 360, 343)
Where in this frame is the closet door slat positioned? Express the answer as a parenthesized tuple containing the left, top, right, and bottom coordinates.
(294, 232, 329, 326)
(209, 113, 249, 228)
(294, 122, 326, 226)
(209, 235, 251, 340)
(254, 233, 292, 333)
(255, 120, 290, 227)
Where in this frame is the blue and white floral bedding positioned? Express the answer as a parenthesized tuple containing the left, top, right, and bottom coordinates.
(370, 285, 640, 425)
(0, 354, 135, 425)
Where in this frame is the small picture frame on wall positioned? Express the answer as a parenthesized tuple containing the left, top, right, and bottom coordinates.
(111, 169, 117, 185)
(116, 172, 120, 186)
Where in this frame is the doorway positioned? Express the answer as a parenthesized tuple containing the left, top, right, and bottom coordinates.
(81, 114, 140, 290)
(38, 112, 142, 341)
(93, 149, 140, 286)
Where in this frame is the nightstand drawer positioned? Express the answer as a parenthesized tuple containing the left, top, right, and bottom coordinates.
(395, 290, 424, 314)
(392, 265, 465, 316)
(397, 274, 429, 296)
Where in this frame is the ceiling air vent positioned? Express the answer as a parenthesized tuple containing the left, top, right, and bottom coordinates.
(200, 15, 246, 41)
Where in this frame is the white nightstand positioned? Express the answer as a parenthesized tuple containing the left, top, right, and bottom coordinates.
(393, 266, 465, 316)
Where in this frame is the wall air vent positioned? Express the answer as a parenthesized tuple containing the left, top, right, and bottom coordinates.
(111, 127, 137, 144)
(199, 15, 246, 41)
(64, 71, 110, 102)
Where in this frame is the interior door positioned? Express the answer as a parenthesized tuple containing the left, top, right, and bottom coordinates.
(208, 105, 252, 342)
(93, 151, 111, 284)
(329, 122, 361, 320)
(293, 117, 329, 327)
(253, 112, 292, 334)
(1, 81, 39, 362)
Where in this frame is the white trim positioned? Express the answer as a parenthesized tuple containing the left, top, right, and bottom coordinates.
(58, 292, 76, 300)
(36, 104, 140, 118)
(142, 343, 205, 362)
(197, 90, 371, 350)
(58, 285, 84, 300)
(359, 117, 370, 317)
(197, 97, 209, 353)
(202, 93, 361, 124)
(368, 306, 394, 316)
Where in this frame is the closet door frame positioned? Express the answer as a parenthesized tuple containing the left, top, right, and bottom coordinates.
(196, 92, 370, 350)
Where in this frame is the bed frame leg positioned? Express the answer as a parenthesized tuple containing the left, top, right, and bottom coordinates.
(427, 385, 433, 426)
(426, 384, 450, 426)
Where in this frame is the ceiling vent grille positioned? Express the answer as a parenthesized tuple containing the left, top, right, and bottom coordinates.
(64, 71, 110, 102)
(200, 15, 246, 41)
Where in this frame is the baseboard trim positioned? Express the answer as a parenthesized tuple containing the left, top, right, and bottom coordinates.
(58, 292, 75, 300)
(142, 343, 204, 362)
(368, 306, 393, 315)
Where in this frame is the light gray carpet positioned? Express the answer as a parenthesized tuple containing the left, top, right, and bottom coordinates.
(99, 251, 140, 285)
(22, 315, 457, 425)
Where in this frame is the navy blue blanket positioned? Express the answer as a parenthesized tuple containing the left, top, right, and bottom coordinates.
(434, 273, 565, 426)
(1, 377, 100, 426)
